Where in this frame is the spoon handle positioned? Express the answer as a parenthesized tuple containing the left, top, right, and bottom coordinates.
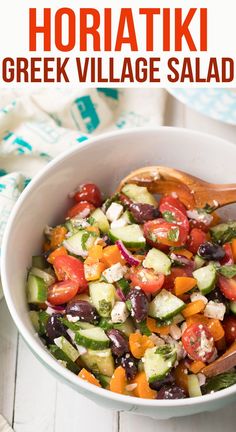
(202, 342, 236, 378)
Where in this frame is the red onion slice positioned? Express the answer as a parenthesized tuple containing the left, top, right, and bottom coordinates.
(116, 240, 140, 267)
(116, 288, 126, 301)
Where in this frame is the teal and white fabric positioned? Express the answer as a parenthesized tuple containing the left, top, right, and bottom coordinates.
(0, 88, 166, 301)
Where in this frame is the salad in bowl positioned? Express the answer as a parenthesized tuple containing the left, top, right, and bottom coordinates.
(26, 179, 236, 400)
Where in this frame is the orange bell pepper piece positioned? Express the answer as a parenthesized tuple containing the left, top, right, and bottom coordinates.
(174, 277, 197, 296)
(129, 333, 154, 359)
(79, 368, 101, 387)
(84, 261, 106, 281)
(174, 249, 193, 260)
(146, 317, 170, 335)
(174, 360, 189, 394)
(86, 226, 100, 235)
(88, 245, 104, 260)
(101, 245, 126, 267)
(186, 313, 209, 327)
(47, 246, 68, 264)
(182, 300, 205, 318)
(50, 226, 67, 248)
(209, 211, 221, 227)
(132, 372, 157, 399)
(189, 360, 205, 374)
(207, 319, 225, 341)
(231, 239, 236, 263)
(110, 366, 126, 394)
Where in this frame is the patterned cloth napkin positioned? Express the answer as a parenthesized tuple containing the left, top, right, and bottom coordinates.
(0, 88, 166, 430)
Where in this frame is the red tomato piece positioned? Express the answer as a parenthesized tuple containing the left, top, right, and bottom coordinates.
(223, 316, 236, 345)
(159, 198, 189, 233)
(186, 228, 207, 254)
(66, 201, 95, 219)
(218, 275, 236, 300)
(53, 255, 88, 292)
(163, 267, 193, 291)
(47, 280, 79, 305)
(159, 196, 187, 215)
(220, 243, 234, 266)
(189, 219, 209, 233)
(182, 323, 215, 362)
(74, 183, 102, 207)
(143, 219, 188, 248)
(130, 267, 165, 294)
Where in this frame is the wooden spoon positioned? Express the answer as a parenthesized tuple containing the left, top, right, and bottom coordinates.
(118, 166, 236, 210)
(202, 341, 236, 378)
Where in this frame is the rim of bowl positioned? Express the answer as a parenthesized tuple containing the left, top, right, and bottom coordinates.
(2, 126, 236, 408)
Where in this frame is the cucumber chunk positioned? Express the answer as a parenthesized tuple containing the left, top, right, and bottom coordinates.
(108, 224, 146, 249)
(193, 263, 216, 295)
(230, 301, 236, 315)
(61, 318, 96, 332)
(143, 248, 171, 276)
(29, 311, 40, 332)
(81, 348, 114, 377)
(144, 345, 177, 383)
(188, 375, 202, 397)
(63, 230, 97, 255)
(210, 221, 236, 244)
(27, 274, 47, 304)
(89, 282, 116, 317)
(91, 208, 109, 233)
(54, 336, 79, 362)
(122, 184, 157, 206)
(75, 327, 110, 350)
(194, 255, 205, 270)
(49, 345, 80, 374)
(114, 317, 135, 337)
(149, 289, 185, 320)
(29, 267, 55, 286)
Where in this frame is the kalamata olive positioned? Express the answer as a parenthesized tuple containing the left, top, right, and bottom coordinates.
(149, 373, 175, 391)
(66, 300, 99, 323)
(198, 242, 225, 261)
(207, 287, 226, 304)
(129, 203, 161, 224)
(156, 384, 186, 399)
(46, 313, 68, 341)
(106, 329, 129, 357)
(126, 288, 149, 323)
(117, 353, 138, 380)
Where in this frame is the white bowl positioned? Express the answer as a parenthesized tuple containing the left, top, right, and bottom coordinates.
(2, 127, 236, 419)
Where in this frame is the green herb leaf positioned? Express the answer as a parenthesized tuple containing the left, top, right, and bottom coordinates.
(218, 265, 236, 279)
(104, 193, 121, 211)
(163, 211, 175, 223)
(38, 311, 50, 335)
(138, 321, 152, 336)
(202, 372, 236, 394)
(98, 318, 114, 331)
(210, 222, 236, 244)
(87, 216, 95, 226)
(81, 232, 90, 250)
(125, 299, 132, 312)
(116, 278, 130, 296)
(203, 203, 217, 214)
(167, 227, 179, 242)
(155, 345, 175, 360)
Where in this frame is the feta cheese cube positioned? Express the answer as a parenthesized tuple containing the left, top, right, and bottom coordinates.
(190, 292, 208, 305)
(106, 202, 123, 222)
(204, 301, 226, 321)
(111, 301, 129, 323)
(170, 324, 182, 340)
(102, 263, 126, 283)
(110, 217, 127, 229)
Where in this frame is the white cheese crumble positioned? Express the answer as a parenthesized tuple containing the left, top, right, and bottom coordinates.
(197, 373, 206, 387)
(54, 336, 63, 349)
(102, 263, 126, 283)
(190, 292, 208, 305)
(110, 217, 127, 229)
(106, 202, 123, 222)
(67, 314, 80, 323)
(125, 383, 137, 392)
(204, 301, 226, 321)
(197, 330, 214, 360)
(111, 301, 129, 323)
(186, 209, 213, 226)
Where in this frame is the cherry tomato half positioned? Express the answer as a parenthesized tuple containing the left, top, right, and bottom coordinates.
(223, 316, 236, 345)
(182, 323, 215, 362)
(130, 267, 165, 294)
(66, 201, 95, 219)
(159, 199, 189, 233)
(186, 228, 207, 255)
(47, 280, 78, 305)
(159, 196, 187, 215)
(53, 255, 88, 292)
(189, 219, 209, 233)
(220, 243, 234, 266)
(143, 219, 188, 248)
(74, 183, 102, 207)
(218, 275, 236, 300)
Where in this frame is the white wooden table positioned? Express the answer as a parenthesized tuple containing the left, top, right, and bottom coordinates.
(1, 93, 236, 431)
